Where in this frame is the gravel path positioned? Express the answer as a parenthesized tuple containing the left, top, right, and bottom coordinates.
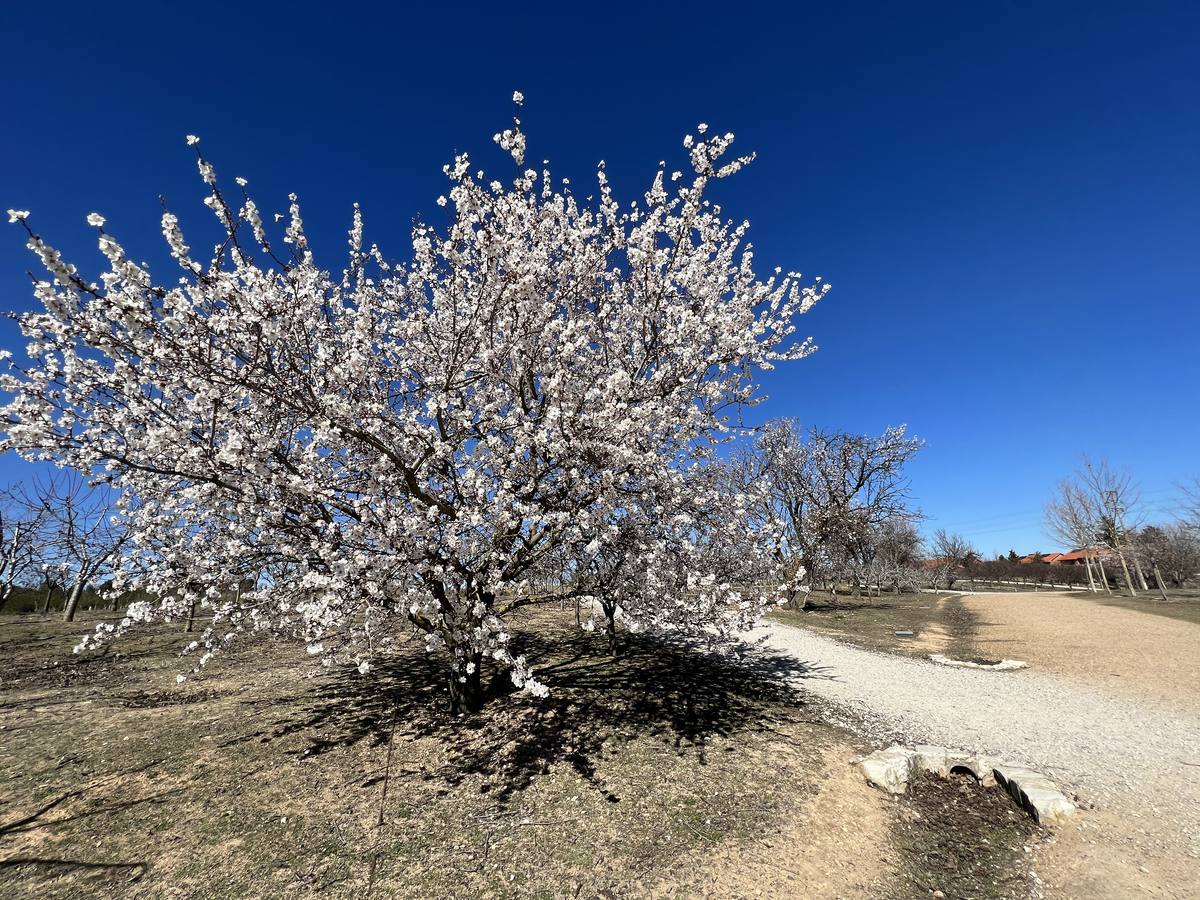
(745, 619, 1200, 855)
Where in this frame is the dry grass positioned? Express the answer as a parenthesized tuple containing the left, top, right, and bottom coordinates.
(771, 592, 986, 662)
(0, 610, 831, 898)
(0, 608, 1039, 898)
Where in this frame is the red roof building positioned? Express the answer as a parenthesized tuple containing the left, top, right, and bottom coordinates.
(1055, 548, 1109, 565)
(1018, 548, 1108, 565)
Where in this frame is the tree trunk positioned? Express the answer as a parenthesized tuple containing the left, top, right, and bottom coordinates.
(603, 601, 619, 657)
(1151, 564, 1169, 601)
(63, 578, 87, 623)
(1115, 548, 1136, 597)
(42, 583, 55, 614)
(788, 586, 810, 610)
(0, 584, 12, 613)
(1133, 559, 1149, 592)
(185, 598, 198, 632)
(1083, 554, 1097, 592)
(1096, 556, 1112, 594)
(448, 655, 483, 714)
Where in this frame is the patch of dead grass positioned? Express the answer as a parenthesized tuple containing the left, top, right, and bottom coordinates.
(772, 593, 980, 662)
(0, 609, 1037, 898)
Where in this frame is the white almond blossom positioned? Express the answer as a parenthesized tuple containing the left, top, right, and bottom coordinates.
(1, 109, 827, 712)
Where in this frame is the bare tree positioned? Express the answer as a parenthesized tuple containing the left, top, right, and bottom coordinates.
(36, 558, 71, 615)
(745, 420, 922, 607)
(0, 486, 46, 613)
(1180, 476, 1200, 533)
(871, 517, 924, 594)
(27, 474, 128, 622)
(929, 529, 977, 589)
(1079, 457, 1141, 597)
(1132, 525, 1200, 593)
(1045, 480, 1104, 592)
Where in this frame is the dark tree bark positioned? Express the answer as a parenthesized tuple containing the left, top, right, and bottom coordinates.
(448, 653, 483, 714)
(63, 578, 87, 623)
(602, 599, 619, 657)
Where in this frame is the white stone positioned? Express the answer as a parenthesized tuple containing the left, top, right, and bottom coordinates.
(858, 745, 1077, 825)
(993, 764, 1076, 824)
(928, 653, 1027, 671)
(857, 744, 920, 794)
(913, 744, 951, 775)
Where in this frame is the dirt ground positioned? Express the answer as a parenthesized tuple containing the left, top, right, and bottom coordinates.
(777, 589, 1200, 715)
(966, 591, 1200, 714)
(966, 591, 1200, 898)
(768, 590, 1200, 899)
(0, 610, 1039, 899)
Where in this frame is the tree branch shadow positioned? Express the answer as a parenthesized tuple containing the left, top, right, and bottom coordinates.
(235, 624, 833, 804)
(0, 856, 147, 883)
(1, 788, 181, 838)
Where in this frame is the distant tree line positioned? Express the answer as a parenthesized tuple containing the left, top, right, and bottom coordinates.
(739, 434, 1200, 602)
(0, 472, 127, 620)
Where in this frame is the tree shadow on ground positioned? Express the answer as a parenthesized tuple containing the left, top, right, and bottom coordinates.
(0, 857, 147, 886)
(230, 624, 834, 804)
(0, 770, 170, 891)
(801, 598, 923, 612)
(0, 788, 180, 839)
(0, 755, 182, 841)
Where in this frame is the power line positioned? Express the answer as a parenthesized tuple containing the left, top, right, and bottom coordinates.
(930, 489, 1179, 532)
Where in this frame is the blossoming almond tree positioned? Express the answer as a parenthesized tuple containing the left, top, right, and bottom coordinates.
(1, 100, 827, 711)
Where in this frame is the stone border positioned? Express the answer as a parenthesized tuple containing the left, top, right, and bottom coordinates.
(928, 653, 1028, 671)
(855, 744, 1075, 825)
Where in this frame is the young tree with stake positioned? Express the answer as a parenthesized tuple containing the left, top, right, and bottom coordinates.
(1045, 480, 1104, 593)
(1079, 457, 1141, 598)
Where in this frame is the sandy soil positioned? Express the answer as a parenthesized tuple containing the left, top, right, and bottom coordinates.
(661, 745, 898, 898)
(966, 591, 1200, 714)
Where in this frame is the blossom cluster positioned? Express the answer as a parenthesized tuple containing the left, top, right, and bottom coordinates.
(1, 108, 827, 706)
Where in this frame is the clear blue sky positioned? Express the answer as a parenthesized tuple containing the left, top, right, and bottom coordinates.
(2, 1, 1197, 556)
